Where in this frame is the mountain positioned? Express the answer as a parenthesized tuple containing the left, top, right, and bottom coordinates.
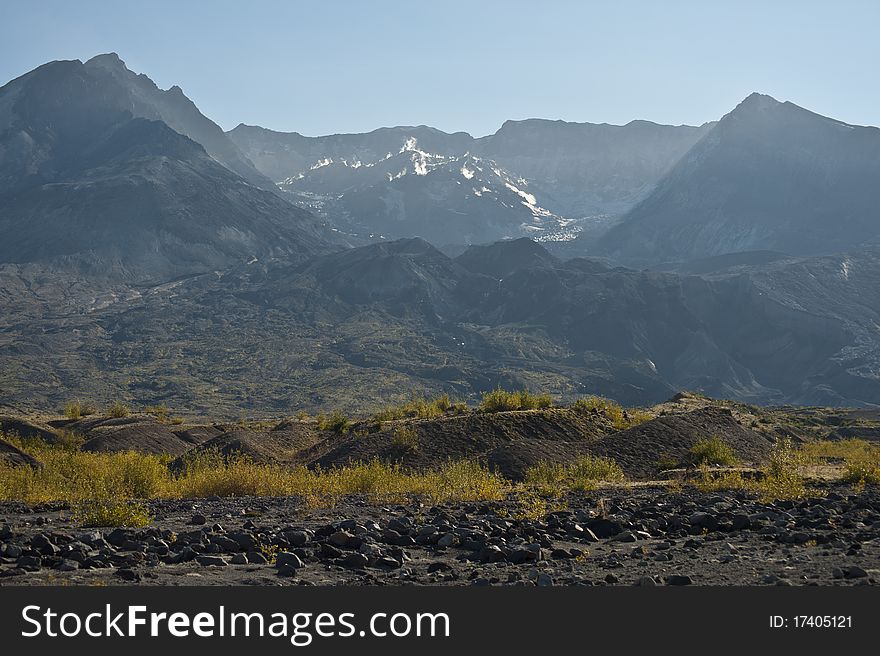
(472, 118, 712, 218)
(228, 118, 711, 244)
(0, 57, 333, 281)
(596, 93, 880, 265)
(228, 124, 473, 182)
(82, 53, 274, 189)
(276, 139, 574, 244)
(454, 238, 560, 279)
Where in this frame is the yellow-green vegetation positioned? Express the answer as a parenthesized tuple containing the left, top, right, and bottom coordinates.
(758, 438, 806, 500)
(73, 499, 153, 528)
(693, 438, 805, 501)
(371, 393, 462, 422)
(107, 401, 130, 419)
(0, 436, 507, 514)
(687, 437, 739, 467)
(144, 404, 169, 423)
(390, 426, 419, 453)
(479, 387, 553, 412)
(63, 400, 95, 420)
(799, 438, 880, 486)
(524, 455, 625, 496)
(317, 409, 350, 433)
(842, 460, 880, 486)
(571, 395, 651, 429)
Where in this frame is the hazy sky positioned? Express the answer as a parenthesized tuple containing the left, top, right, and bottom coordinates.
(2, 0, 879, 136)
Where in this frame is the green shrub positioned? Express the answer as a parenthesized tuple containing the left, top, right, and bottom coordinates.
(390, 426, 419, 454)
(656, 453, 680, 471)
(688, 437, 738, 467)
(73, 499, 153, 527)
(480, 387, 553, 413)
(317, 410, 350, 433)
(107, 401, 130, 419)
(841, 457, 880, 486)
(371, 393, 458, 422)
(64, 401, 83, 420)
(758, 438, 805, 501)
(525, 455, 625, 496)
(571, 396, 626, 428)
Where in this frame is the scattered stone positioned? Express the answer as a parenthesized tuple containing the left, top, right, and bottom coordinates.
(276, 552, 305, 570)
(196, 555, 228, 567)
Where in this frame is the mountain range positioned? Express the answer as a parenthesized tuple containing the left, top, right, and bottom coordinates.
(1, 53, 880, 414)
(229, 117, 711, 244)
(0, 54, 334, 281)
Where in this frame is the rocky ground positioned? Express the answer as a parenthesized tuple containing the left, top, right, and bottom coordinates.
(1, 484, 878, 586)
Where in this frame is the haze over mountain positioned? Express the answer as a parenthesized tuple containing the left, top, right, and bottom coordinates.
(596, 93, 880, 265)
(228, 118, 711, 244)
(2, 54, 880, 413)
(0, 55, 333, 281)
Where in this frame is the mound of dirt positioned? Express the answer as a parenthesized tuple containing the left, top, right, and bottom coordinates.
(0, 415, 58, 443)
(170, 423, 324, 469)
(80, 419, 198, 456)
(300, 408, 610, 480)
(484, 441, 595, 479)
(588, 407, 775, 478)
(828, 426, 880, 442)
(0, 439, 42, 469)
(173, 425, 224, 445)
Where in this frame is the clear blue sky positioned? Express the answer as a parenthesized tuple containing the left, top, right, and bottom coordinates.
(2, 0, 879, 136)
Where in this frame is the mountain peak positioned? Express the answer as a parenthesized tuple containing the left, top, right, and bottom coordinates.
(731, 92, 783, 115)
(84, 52, 127, 70)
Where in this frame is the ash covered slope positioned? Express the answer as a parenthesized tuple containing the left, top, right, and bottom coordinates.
(0, 57, 334, 281)
(596, 93, 880, 265)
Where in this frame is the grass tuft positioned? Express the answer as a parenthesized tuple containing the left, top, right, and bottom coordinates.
(571, 396, 650, 429)
(479, 387, 553, 413)
(107, 401, 130, 419)
(687, 437, 738, 467)
(73, 499, 153, 528)
(525, 455, 625, 496)
(317, 409, 350, 434)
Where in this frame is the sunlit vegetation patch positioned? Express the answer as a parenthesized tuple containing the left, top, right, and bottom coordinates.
(371, 393, 465, 422)
(693, 438, 805, 501)
(570, 395, 651, 429)
(107, 401, 130, 419)
(316, 409, 350, 434)
(524, 455, 625, 496)
(64, 400, 95, 420)
(0, 436, 507, 512)
(479, 387, 553, 413)
(73, 499, 153, 528)
(687, 437, 739, 467)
